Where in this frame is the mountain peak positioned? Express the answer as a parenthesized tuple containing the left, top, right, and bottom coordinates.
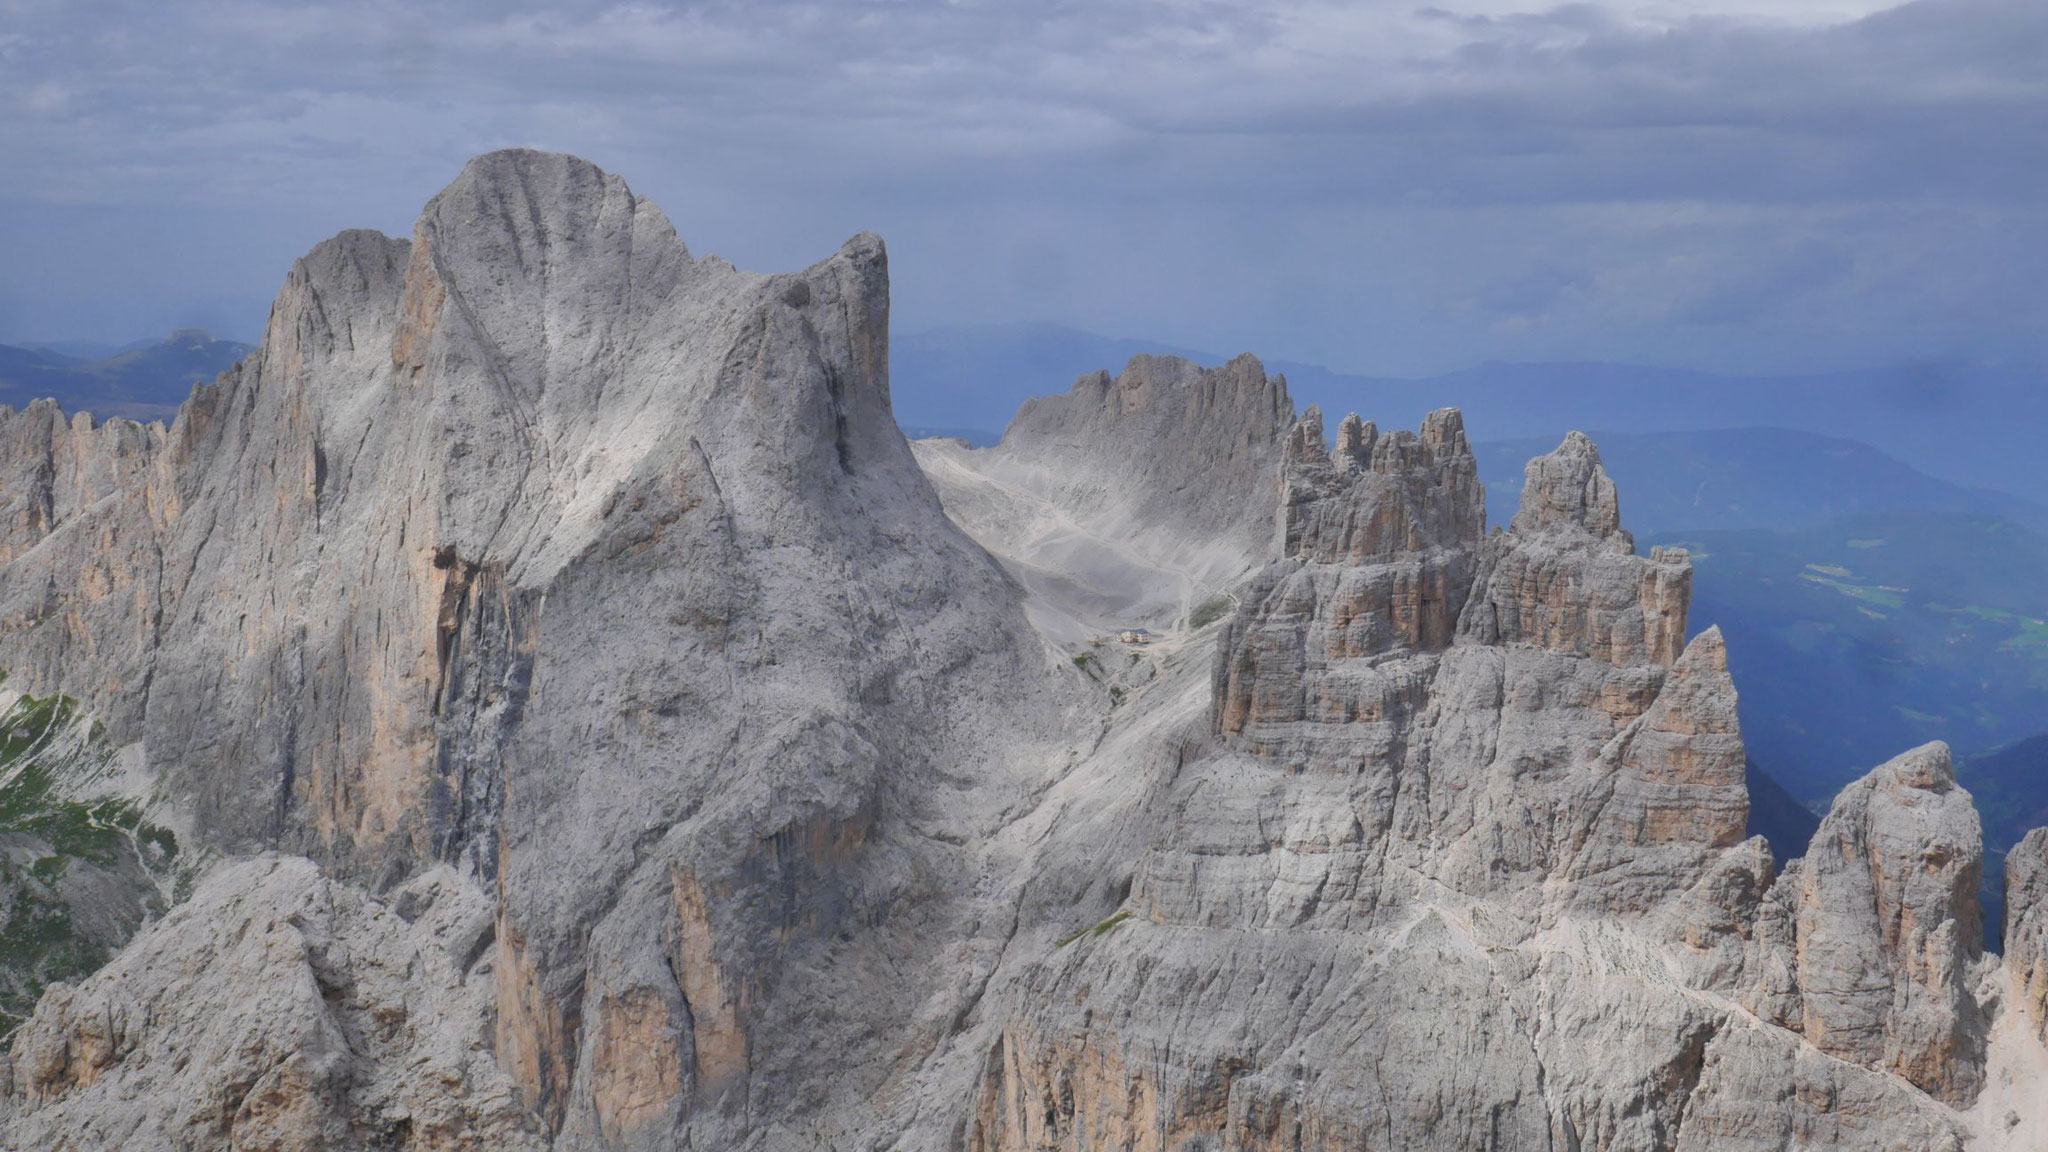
(1510, 428, 1626, 542)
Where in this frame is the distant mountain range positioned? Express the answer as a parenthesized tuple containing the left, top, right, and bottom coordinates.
(1473, 428, 2046, 534)
(0, 330, 254, 422)
(894, 322, 2048, 504)
(1969, 733, 2048, 947)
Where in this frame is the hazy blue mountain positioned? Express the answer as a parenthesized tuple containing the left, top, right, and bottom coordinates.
(892, 323, 2048, 504)
(0, 330, 253, 421)
(1635, 512, 2048, 806)
(0, 345, 66, 376)
(899, 425, 1002, 447)
(1963, 733, 2048, 948)
(1966, 734, 2048, 860)
(1475, 429, 2045, 534)
(1746, 758, 1822, 866)
(893, 323, 1220, 432)
(20, 338, 158, 362)
(1302, 359, 2048, 506)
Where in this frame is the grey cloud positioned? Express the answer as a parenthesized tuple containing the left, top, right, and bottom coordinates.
(0, 0, 2041, 376)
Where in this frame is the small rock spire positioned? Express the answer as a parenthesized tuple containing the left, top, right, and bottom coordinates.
(1335, 413, 1376, 472)
(1287, 405, 1329, 465)
(1510, 429, 1625, 541)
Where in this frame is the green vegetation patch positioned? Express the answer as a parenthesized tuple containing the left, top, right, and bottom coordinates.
(0, 693, 158, 867)
(1929, 604, 2048, 662)
(1057, 909, 1135, 947)
(1189, 593, 1236, 631)
(2001, 617, 2048, 658)
(0, 686, 176, 1036)
(1930, 603, 2016, 624)
(0, 867, 104, 1025)
(1799, 569, 1907, 610)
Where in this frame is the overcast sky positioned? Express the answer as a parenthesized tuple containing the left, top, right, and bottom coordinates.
(1, 0, 2042, 375)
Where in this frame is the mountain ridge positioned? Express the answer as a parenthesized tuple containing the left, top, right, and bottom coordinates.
(0, 152, 2043, 1151)
(896, 321, 2048, 505)
(0, 330, 254, 423)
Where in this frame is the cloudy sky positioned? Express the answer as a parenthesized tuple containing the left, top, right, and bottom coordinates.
(1, 0, 2041, 375)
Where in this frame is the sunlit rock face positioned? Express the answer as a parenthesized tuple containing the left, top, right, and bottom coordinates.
(2012, 828, 2048, 1044)
(1, 151, 2043, 1152)
(1768, 742, 1986, 1103)
(0, 149, 1079, 1149)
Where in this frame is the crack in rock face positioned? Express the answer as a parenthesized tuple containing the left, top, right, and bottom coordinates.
(0, 150, 2043, 1152)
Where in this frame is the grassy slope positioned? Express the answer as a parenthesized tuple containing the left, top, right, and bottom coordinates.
(0, 683, 178, 1033)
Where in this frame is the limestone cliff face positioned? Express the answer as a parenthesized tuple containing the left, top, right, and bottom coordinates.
(0, 403, 169, 569)
(2004, 827, 2048, 1043)
(967, 417, 1999, 1152)
(0, 150, 1081, 1149)
(3, 856, 543, 1150)
(1215, 406, 1482, 765)
(1, 152, 2044, 1152)
(911, 353, 1293, 639)
(1211, 409, 1737, 925)
(999, 351, 1294, 568)
(1750, 743, 1987, 1104)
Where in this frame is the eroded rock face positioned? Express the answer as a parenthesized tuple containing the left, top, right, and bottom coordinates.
(1215, 406, 1483, 765)
(1748, 743, 1988, 1105)
(0, 403, 168, 570)
(1000, 352, 1295, 567)
(2003, 827, 2048, 1043)
(1466, 429, 1689, 668)
(959, 416, 2028, 1152)
(1278, 405, 1485, 567)
(0, 856, 542, 1151)
(911, 353, 1293, 639)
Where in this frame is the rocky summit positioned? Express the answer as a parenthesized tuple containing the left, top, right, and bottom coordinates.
(0, 150, 2042, 1151)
